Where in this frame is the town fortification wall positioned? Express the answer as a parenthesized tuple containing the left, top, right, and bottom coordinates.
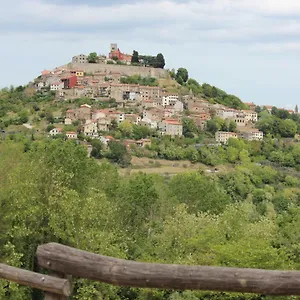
(64, 63, 169, 79)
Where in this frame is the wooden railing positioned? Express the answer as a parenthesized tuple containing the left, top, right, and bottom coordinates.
(2, 242, 300, 299)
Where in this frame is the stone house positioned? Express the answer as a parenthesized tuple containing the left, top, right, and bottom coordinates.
(82, 120, 98, 138)
(239, 129, 263, 141)
(159, 119, 183, 136)
(234, 113, 246, 127)
(124, 114, 141, 124)
(215, 131, 238, 144)
(92, 109, 124, 123)
(139, 86, 161, 102)
(72, 54, 88, 64)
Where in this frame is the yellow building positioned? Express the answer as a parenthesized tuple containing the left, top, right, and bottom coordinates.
(76, 70, 84, 77)
(70, 70, 84, 77)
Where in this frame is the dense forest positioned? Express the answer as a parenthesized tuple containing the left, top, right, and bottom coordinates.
(1, 136, 300, 299)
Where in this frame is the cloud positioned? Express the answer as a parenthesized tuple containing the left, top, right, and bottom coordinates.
(1, 0, 300, 53)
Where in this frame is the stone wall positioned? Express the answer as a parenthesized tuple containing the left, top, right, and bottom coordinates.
(63, 62, 169, 79)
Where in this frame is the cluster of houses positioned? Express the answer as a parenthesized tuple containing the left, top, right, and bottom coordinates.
(61, 103, 184, 137)
(35, 44, 276, 145)
(47, 95, 265, 146)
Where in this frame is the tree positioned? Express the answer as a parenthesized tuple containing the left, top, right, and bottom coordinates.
(168, 172, 231, 214)
(87, 52, 98, 63)
(202, 83, 213, 97)
(295, 105, 299, 114)
(176, 68, 188, 83)
(182, 118, 198, 137)
(132, 125, 152, 140)
(46, 124, 55, 132)
(118, 120, 133, 138)
(169, 69, 176, 79)
(271, 106, 278, 116)
(109, 119, 118, 131)
(131, 50, 139, 64)
(229, 120, 237, 132)
(18, 110, 29, 124)
(45, 110, 54, 124)
(90, 139, 104, 159)
(107, 140, 131, 167)
(278, 119, 297, 137)
(155, 53, 165, 69)
(255, 105, 262, 113)
(211, 86, 218, 98)
(206, 119, 219, 133)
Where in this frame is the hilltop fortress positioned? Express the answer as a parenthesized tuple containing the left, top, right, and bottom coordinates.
(64, 62, 168, 79)
(61, 43, 168, 79)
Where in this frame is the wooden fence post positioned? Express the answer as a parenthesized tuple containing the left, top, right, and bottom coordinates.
(0, 263, 71, 298)
(37, 242, 300, 296)
(44, 272, 72, 300)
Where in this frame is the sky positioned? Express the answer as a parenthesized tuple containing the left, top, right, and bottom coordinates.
(2, 0, 300, 107)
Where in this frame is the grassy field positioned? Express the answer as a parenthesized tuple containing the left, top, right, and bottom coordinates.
(118, 156, 231, 176)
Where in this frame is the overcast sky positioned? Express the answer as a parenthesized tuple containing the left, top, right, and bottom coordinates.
(2, 0, 300, 107)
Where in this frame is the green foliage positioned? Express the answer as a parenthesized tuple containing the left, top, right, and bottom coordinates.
(90, 139, 104, 159)
(1, 137, 300, 299)
(120, 75, 158, 86)
(131, 50, 139, 64)
(107, 140, 131, 167)
(169, 172, 231, 214)
(176, 68, 189, 83)
(182, 117, 198, 137)
(46, 124, 55, 132)
(139, 53, 165, 68)
(87, 52, 98, 63)
(256, 112, 298, 137)
(118, 120, 133, 138)
(155, 53, 165, 69)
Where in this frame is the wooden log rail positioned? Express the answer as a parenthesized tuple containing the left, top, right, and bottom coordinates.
(37, 242, 300, 296)
(0, 263, 71, 297)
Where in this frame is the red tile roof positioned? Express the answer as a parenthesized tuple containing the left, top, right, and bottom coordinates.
(164, 119, 182, 125)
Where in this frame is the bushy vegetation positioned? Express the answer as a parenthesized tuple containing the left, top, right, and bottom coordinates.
(1, 138, 300, 299)
(256, 107, 300, 137)
(120, 75, 159, 86)
(169, 68, 247, 110)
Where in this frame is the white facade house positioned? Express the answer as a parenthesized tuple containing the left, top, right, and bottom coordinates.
(50, 81, 64, 91)
(66, 132, 78, 139)
(141, 117, 158, 129)
(162, 93, 179, 107)
(99, 135, 114, 146)
(37, 82, 47, 90)
(49, 128, 63, 136)
(215, 131, 238, 144)
(242, 110, 258, 123)
(83, 120, 98, 138)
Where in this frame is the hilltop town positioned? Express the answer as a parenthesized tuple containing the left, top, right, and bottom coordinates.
(4, 43, 300, 300)
(27, 43, 272, 146)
